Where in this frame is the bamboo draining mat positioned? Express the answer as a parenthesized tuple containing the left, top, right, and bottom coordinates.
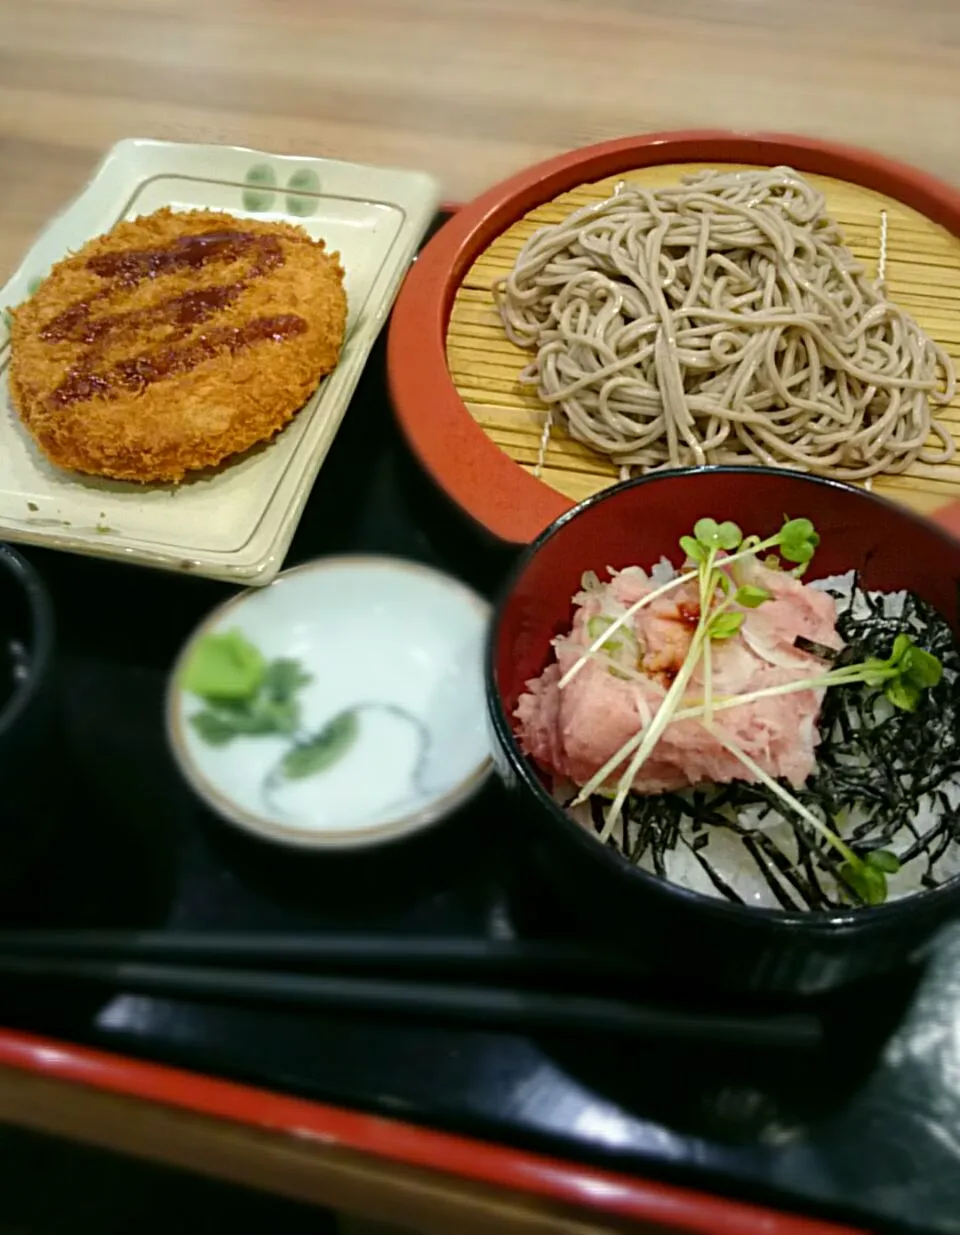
(446, 163, 960, 519)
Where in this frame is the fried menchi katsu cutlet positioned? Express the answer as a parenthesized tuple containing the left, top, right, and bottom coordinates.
(9, 208, 347, 483)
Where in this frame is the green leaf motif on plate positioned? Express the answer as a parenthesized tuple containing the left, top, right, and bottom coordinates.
(242, 163, 278, 212)
(285, 168, 320, 216)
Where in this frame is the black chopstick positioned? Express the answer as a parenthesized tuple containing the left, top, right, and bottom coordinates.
(0, 953, 822, 1050)
(0, 931, 644, 980)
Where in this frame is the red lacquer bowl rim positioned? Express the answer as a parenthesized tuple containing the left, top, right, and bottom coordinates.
(387, 129, 960, 546)
(0, 1027, 863, 1235)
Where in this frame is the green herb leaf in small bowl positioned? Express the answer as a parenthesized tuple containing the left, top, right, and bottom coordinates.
(262, 657, 313, 703)
(190, 709, 243, 746)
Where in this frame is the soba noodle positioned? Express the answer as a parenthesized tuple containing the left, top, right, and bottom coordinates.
(493, 167, 957, 479)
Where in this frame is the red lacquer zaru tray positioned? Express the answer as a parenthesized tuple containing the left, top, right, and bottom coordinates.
(387, 131, 960, 545)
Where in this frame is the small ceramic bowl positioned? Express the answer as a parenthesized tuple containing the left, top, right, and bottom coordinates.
(168, 556, 491, 849)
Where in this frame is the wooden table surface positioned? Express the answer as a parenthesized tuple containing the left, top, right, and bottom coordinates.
(0, 1, 957, 1231)
(2, 0, 960, 280)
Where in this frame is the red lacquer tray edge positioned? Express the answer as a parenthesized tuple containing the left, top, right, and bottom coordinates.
(390, 130, 960, 545)
(0, 1027, 860, 1235)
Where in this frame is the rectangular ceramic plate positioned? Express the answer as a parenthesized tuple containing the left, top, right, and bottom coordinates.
(0, 139, 439, 583)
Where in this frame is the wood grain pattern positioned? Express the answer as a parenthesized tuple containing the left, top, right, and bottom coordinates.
(2, 0, 960, 281)
(448, 164, 960, 516)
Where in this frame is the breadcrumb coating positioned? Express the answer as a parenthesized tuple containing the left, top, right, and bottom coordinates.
(10, 208, 347, 483)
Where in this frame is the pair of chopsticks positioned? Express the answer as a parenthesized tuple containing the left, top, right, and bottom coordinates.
(0, 931, 823, 1051)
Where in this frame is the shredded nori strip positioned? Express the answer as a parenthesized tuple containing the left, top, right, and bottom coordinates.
(794, 635, 839, 662)
(592, 580, 960, 910)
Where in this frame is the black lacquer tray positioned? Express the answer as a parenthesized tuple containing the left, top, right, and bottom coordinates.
(5, 217, 960, 1235)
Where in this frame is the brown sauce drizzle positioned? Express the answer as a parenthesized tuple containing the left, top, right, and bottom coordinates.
(41, 284, 246, 346)
(38, 228, 304, 410)
(86, 230, 283, 287)
(51, 316, 307, 408)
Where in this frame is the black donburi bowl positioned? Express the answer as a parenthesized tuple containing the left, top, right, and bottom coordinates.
(0, 543, 59, 890)
(487, 467, 960, 995)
